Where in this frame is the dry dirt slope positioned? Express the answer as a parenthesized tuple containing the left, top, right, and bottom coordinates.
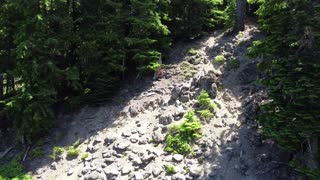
(27, 23, 294, 180)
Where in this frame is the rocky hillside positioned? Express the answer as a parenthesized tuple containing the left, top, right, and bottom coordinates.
(26, 23, 293, 180)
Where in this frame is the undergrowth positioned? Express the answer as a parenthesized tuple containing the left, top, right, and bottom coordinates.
(0, 157, 32, 180)
(164, 165, 176, 175)
(165, 111, 202, 155)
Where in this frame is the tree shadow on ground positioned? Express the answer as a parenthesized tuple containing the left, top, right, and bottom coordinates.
(199, 22, 295, 180)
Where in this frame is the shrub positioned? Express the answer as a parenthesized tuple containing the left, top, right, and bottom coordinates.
(197, 90, 218, 111)
(66, 146, 80, 158)
(165, 111, 202, 155)
(180, 62, 198, 78)
(81, 153, 89, 161)
(0, 157, 32, 180)
(187, 48, 197, 56)
(50, 146, 65, 160)
(30, 146, 44, 159)
(197, 109, 214, 120)
(214, 55, 225, 63)
(226, 58, 240, 69)
(164, 165, 176, 175)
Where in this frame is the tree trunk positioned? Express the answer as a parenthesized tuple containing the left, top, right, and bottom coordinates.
(235, 0, 246, 32)
(0, 74, 3, 100)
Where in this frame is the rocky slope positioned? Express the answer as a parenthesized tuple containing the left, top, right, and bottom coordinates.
(27, 23, 293, 180)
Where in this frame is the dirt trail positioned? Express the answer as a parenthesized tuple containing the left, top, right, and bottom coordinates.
(26, 23, 293, 180)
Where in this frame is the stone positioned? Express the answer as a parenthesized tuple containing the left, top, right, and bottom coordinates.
(173, 154, 184, 162)
(152, 168, 163, 177)
(222, 91, 232, 101)
(171, 86, 181, 100)
(104, 165, 120, 177)
(114, 140, 130, 150)
(211, 83, 218, 99)
(81, 166, 90, 175)
(134, 172, 144, 180)
(152, 131, 165, 143)
(93, 137, 103, 144)
(129, 106, 139, 117)
(122, 131, 131, 137)
(121, 165, 134, 175)
(104, 136, 117, 145)
(159, 114, 173, 125)
(104, 157, 116, 164)
(180, 94, 190, 103)
(67, 169, 73, 176)
(172, 173, 186, 180)
(189, 165, 202, 177)
(50, 162, 57, 170)
(132, 157, 143, 166)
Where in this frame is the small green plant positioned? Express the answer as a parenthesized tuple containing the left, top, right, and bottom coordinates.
(187, 48, 197, 55)
(197, 90, 218, 111)
(72, 139, 81, 148)
(66, 146, 80, 158)
(81, 153, 89, 161)
(164, 165, 176, 174)
(0, 157, 33, 180)
(226, 58, 240, 69)
(197, 109, 214, 120)
(30, 146, 44, 159)
(180, 61, 198, 78)
(50, 146, 65, 160)
(214, 54, 225, 63)
(165, 111, 202, 155)
(145, 62, 161, 71)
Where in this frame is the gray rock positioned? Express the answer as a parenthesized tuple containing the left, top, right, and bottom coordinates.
(134, 172, 144, 180)
(104, 136, 117, 145)
(173, 154, 184, 162)
(152, 168, 163, 177)
(122, 131, 131, 137)
(180, 94, 190, 103)
(152, 131, 165, 143)
(189, 165, 202, 177)
(121, 165, 134, 175)
(222, 91, 232, 102)
(104, 157, 116, 164)
(172, 173, 186, 180)
(171, 86, 181, 100)
(114, 140, 131, 150)
(129, 106, 139, 117)
(50, 162, 57, 170)
(81, 166, 90, 175)
(67, 169, 73, 176)
(159, 114, 173, 125)
(132, 157, 143, 166)
(104, 166, 120, 177)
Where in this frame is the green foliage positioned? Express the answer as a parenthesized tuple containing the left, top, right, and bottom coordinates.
(197, 90, 218, 111)
(214, 55, 225, 63)
(81, 153, 89, 161)
(50, 146, 65, 160)
(165, 111, 202, 155)
(180, 62, 198, 78)
(164, 165, 176, 175)
(226, 58, 240, 69)
(30, 147, 44, 159)
(249, 0, 320, 177)
(0, 158, 32, 180)
(197, 109, 214, 120)
(187, 48, 198, 56)
(168, 0, 227, 38)
(66, 147, 80, 158)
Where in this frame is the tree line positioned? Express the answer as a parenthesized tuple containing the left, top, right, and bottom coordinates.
(0, 0, 319, 177)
